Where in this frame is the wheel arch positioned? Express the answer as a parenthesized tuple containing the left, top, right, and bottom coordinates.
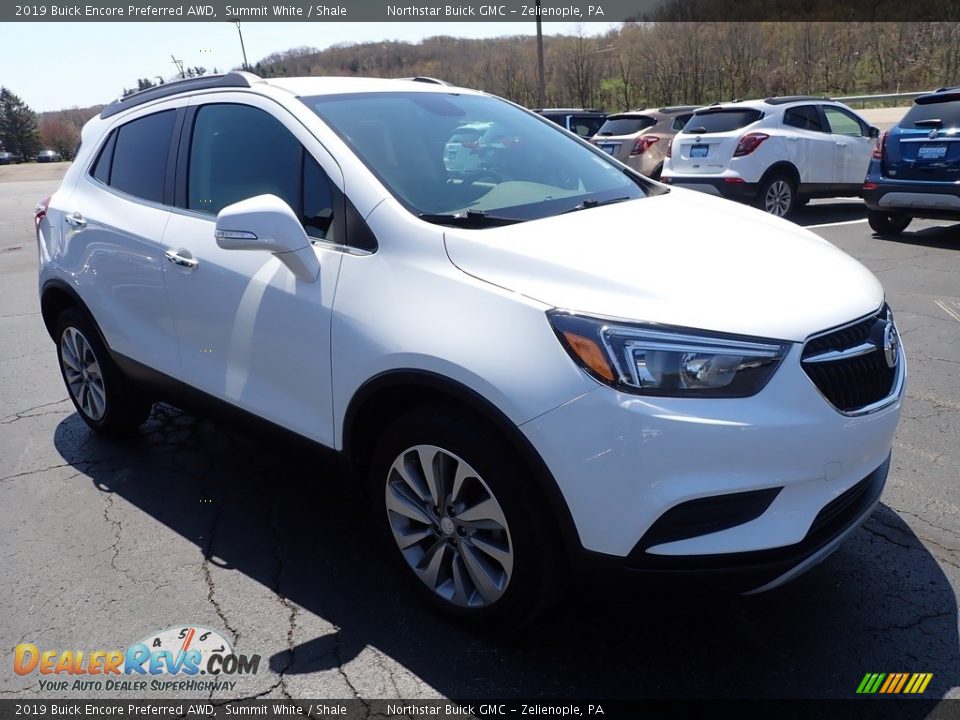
(759, 161, 801, 191)
(342, 369, 583, 561)
(41, 280, 94, 342)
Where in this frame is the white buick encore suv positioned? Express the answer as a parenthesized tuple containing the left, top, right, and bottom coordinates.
(36, 73, 904, 625)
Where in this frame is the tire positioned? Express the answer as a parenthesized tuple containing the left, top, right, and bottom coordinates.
(648, 163, 664, 181)
(368, 405, 563, 627)
(55, 308, 152, 435)
(868, 210, 912, 236)
(757, 172, 797, 218)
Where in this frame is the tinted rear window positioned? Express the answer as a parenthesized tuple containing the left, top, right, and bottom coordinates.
(684, 109, 763, 134)
(109, 110, 176, 204)
(596, 116, 656, 136)
(902, 98, 960, 128)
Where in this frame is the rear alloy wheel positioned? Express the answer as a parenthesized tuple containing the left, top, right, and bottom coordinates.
(758, 174, 796, 218)
(369, 407, 563, 626)
(868, 210, 912, 236)
(55, 309, 152, 435)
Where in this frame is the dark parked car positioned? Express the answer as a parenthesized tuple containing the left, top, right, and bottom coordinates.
(36, 149, 62, 163)
(534, 108, 607, 139)
(863, 87, 960, 235)
(0, 150, 22, 164)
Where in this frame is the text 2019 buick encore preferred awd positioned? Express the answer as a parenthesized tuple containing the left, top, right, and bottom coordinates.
(36, 73, 904, 625)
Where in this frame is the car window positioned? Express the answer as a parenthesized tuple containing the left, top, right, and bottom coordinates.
(823, 106, 866, 136)
(186, 103, 336, 240)
(305, 92, 649, 223)
(188, 104, 300, 216)
(596, 116, 656, 136)
(91, 131, 117, 185)
(572, 116, 606, 138)
(783, 105, 825, 132)
(672, 114, 693, 131)
(902, 98, 960, 128)
(683, 109, 763, 134)
(106, 110, 176, 203)
(302, 154, 335, 240)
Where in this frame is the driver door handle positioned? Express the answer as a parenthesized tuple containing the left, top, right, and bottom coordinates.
(165, 249, 199, 269)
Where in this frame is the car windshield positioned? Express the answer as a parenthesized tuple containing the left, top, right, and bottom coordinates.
(303, 92, 651, 223)
(684, 109, 764, 134)
(597, 116, 657, 136)
(903, 97, 960, 128)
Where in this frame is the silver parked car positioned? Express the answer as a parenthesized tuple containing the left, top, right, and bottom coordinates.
(592, 106, 699, 179)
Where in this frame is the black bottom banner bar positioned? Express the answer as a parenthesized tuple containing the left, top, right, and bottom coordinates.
(0, 699, 958, 720)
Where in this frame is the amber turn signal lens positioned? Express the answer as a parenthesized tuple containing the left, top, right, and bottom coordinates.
(562, 331, 615, 382)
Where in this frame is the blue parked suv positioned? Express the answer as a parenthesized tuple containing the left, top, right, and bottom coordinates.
(863, 87, 960, 235)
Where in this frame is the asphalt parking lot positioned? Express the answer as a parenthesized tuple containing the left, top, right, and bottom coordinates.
(1, 162, 958, 702)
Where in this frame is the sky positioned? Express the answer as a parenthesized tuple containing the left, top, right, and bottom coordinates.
(0, 22, 616, 112)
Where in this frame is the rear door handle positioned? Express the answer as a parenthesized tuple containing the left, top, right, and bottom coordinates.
(65, 212, 86, 228)
(165, 249, 199, 269)
(836, 142, 848, 148)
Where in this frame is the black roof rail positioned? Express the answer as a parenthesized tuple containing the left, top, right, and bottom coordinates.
(398, 76, 452, 86)
(100, 71, 263, 119)
(764, 95, 833, 105)
(933, 85, 960, 93)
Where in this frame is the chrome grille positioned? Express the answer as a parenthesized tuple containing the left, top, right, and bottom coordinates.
(801, 305, 900, 414)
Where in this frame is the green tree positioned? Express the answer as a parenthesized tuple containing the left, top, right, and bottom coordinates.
(0, 87, 41, 159)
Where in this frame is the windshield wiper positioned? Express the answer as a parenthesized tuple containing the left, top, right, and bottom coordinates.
(562, 196, 632, 215)
(417, 209, 522, 227)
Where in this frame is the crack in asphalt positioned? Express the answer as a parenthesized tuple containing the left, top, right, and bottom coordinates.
(268, 490, 297, 701)
(863, 609, 954, 633)
(861, 522, 915, 551)
(0, 457, 117, 484)
(100, 490, 136, 582)
(0, 397, 71, 424)
(863, 511, 960, 571)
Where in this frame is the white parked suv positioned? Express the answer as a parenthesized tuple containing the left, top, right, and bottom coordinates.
(36, 73, 904, 625)
(662, 96, 879, 217)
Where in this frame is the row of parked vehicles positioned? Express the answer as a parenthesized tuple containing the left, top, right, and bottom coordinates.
(526, 90, 960, 235)
(0, 149, 63, 164)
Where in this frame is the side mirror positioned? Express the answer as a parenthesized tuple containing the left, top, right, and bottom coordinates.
(868, 126, 881, 139)
(215, 194, 320, 283)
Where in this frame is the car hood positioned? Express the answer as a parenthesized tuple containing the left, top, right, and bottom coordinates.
(443, 189, 884, 342)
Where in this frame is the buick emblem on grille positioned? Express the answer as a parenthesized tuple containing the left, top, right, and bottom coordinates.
(882, 322, 899, 369)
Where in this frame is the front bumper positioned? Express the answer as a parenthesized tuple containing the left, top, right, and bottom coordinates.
(520, 343, 902, 591)
(660, 175, 759, 203)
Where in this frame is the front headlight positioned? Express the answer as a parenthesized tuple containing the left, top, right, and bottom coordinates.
(549, 311, 789, 398)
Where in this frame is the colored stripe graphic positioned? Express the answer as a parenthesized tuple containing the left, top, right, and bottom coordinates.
(857, 672, 933, 694)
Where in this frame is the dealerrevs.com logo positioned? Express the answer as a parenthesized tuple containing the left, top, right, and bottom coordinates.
(14, 626, 260, 693)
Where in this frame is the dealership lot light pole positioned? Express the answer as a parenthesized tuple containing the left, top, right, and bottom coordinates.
(228, 19, 250, 71)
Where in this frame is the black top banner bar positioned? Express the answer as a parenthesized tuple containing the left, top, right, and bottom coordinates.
(5, 0, 960, 22)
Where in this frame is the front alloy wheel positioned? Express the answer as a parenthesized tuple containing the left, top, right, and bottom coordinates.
(369, 406, 563, 626)
(385, 445, 514, 608)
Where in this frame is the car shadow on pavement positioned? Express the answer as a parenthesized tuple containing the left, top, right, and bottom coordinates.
(55, 405, 959, 700)
(791, 201, 867, 228)
(870, 222, 960, 250)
